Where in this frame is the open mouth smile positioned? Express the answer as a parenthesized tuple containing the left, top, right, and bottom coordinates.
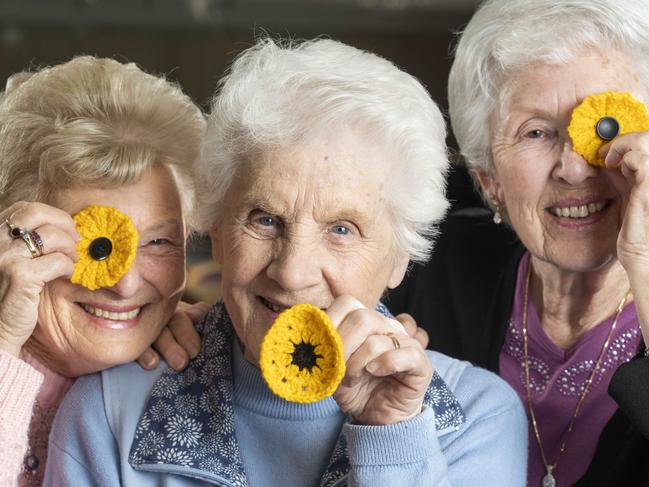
(259, 297, 290, 314)
(79, 303, 142, 321)
(547, 200, 609, 219)
(259, 297, 327, 314)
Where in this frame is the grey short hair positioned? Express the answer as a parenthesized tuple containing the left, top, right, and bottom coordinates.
(448, 0, 649, 181)
(196, 37, 449, 263)
(0, 56, 205, 226)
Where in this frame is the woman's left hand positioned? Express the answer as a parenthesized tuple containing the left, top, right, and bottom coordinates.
(601, 133, 649, 346)
(328, 295, 433, 425)
(601, 132, 649, 273)
(137, 301, 209, 371)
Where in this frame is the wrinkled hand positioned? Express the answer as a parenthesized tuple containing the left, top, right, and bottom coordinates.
(0, 202, 78, 356)
(395, 312, 429, 348)
(601, 132, 649, 345)
(138, 300, 209, 371)
(601, 133, 649, 273)
(329, 295, 433, 425)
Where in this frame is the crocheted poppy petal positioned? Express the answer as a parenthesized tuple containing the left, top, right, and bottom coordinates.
(70, 205, 138, 290)
(568, 91, 649, 166)
(259, 303, 346, 403)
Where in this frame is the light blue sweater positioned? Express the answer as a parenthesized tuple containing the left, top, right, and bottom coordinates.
(44, 303, 527, 486)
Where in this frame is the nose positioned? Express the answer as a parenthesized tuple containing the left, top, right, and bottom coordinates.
(107, 261, 144, 298)
(552, 140, 598, 185)
(266, 239, 323, 293)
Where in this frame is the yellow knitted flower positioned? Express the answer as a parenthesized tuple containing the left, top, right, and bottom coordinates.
(568, 91, 649, 166)
(71, 205, 138, 290)
(259, 303, 346, 403)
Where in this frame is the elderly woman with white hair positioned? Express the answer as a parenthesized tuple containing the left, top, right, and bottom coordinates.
(390, 0, 649, 485)
(44, 38, 527, 486)
(0, 56, 207, 486)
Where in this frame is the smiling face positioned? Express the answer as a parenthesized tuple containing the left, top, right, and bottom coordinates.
(483, 49, 644, 273)
(28, 165, 187, 375)
(210, 128, 409, 364)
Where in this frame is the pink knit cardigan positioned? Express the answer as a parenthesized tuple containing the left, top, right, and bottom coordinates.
(0, 349, 73, 486)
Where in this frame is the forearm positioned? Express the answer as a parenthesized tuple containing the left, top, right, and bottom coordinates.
(0, 349, 43, 486)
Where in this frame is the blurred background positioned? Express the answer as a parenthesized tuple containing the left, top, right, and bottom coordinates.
(0, 0, 483, 302)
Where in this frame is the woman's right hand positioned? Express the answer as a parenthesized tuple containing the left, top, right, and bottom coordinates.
(0, 202, 78, 356)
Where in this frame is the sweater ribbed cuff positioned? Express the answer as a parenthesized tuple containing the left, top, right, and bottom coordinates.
(343, 406, 439, 465)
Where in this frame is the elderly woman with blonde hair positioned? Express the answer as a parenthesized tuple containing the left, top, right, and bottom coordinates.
(45, 38, 527, 486)
(390, 0, 649, 485)
(0, 56, 206, 485)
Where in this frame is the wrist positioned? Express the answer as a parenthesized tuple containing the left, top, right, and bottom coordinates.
(353, 406, 423, 426)
(0, 336, 23, 357)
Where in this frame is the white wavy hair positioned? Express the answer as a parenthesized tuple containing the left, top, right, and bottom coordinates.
(449, 0, 649, 181)
(196, 37, 449, 263)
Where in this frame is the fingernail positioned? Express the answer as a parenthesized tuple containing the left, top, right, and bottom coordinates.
(142, 351, 156, 368)
(366, 362, 378, 374)
(188, 344, 201, 359)
(170, 353, 187, 370)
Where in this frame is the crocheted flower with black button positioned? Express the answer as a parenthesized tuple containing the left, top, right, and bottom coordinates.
(259, 303, 345, 403)
(568, 91, 649, 166)
(71, 205, 138, 290)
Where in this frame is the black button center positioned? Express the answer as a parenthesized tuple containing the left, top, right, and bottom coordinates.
(596, 116, 620, 141)
(291, 341, 322, 373)
(89, 237, 113, 261)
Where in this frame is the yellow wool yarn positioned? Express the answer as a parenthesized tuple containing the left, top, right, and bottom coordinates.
(71, 205, 138, 290)
(568, 91, 649, 166)
(259, 303, 346, 403)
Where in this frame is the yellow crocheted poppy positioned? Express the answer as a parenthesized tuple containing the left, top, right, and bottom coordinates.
(71, 205, 138, 291)
(259, 303, 346, 403)
(568, 91, 649, 166)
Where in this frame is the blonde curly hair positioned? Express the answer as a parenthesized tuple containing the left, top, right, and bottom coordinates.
(0, 56, 205, 226)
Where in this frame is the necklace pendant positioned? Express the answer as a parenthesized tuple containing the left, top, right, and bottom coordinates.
(542, 472, 556, 487)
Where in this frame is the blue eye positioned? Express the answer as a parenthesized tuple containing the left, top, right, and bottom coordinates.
(249, 211, 282, 238)
(329, 225, 350, 235)
(525, 129, 546, 139)
(148, 238, 171, 246)
(257, 216, 276, 226)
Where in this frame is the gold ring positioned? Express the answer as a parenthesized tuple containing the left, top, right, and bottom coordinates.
(19, 231, 41, 258)
(29, 231, 44, 255)
(387, 333, 401, 350)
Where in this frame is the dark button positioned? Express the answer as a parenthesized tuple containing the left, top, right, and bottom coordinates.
(24, 454, 39, 471)
(596, 116, 620, 141)
(89, 236, 113, 261)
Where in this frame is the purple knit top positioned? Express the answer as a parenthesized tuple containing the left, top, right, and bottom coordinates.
(499, 252, 641, 487)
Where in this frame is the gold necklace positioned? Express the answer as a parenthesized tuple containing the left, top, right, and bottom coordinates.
(521, 261, 631, 487)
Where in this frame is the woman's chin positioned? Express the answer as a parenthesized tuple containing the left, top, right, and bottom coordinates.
(542, 247, 617, 274)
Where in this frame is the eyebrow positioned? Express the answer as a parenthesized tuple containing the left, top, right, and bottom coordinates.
(140, 218, 183, 235)
(240, 196, 280, 215)
(240, 193, 376, 227)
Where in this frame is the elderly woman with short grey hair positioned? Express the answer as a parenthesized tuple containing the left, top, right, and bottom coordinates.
(390, 0, 649, 485)
(45, 37, 526, 486)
